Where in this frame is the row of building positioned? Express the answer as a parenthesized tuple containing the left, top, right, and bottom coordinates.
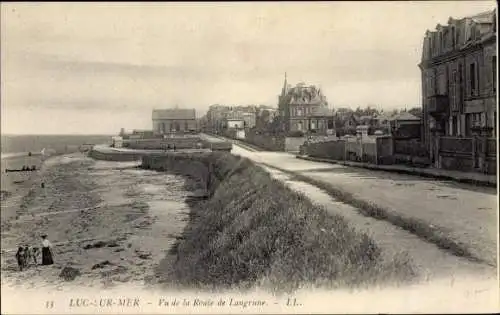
(202, 74, 423, 138)
(120, 10, 496, 141)
(205, 104, 278, 131)
(420, 9, 497, 149)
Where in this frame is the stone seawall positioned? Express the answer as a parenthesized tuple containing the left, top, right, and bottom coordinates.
(88, 149, 145, 161)
(141, 152, 252, 196)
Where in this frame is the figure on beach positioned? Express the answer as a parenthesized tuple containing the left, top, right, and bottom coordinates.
(15, 247, 25, 271)
(41, 235, 54, 265)
(23, 245, 32, 267)
(32, 247, 39, 265)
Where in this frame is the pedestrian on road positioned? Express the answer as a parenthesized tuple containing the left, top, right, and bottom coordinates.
(40, 235, 54, 265)
(173, 144, 176, 151)
(15, 247, 25, 271)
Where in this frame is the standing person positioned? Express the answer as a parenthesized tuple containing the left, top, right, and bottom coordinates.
(40, 235, 54, 265)
(32, 247, 39, 265)
(15, 247, 25, 271)
(172, 143, 176, 151)
(23, 245, 32, 268)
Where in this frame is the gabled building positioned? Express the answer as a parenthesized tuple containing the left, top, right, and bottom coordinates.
(277, 74, 333, 134)
(152, 108, 197, 134)
(419, 9, 497, 148)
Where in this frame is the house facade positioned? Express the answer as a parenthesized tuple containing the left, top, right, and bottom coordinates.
(419, 9, 497, 149)
(277, 74, 334, 134)
(152, 108, 197, 134)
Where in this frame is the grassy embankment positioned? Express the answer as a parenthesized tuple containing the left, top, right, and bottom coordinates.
(142, 152, 416, 293)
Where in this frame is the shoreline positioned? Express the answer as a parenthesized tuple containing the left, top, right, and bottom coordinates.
(1, 152, 193, 292)
(1, 155, 50, 226)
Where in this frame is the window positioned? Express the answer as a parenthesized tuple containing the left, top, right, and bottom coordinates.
(451, 27, 456, 48)
(453, 116, 458, 136)
(437, 71, 447, 95)
(471, 113, 482, 127)
(494, 112, 497, 137)
(327, 119, 334, 129)
(493, 56, 497, 92)
(452, 70, 458, 110)
(427, 71, 436, 96)
(469, 63, 477, 96)
(297, 121, 303, 131)
(465, 113, 483, 136)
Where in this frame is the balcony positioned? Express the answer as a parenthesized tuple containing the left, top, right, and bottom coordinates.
(427, 94, 449, 116)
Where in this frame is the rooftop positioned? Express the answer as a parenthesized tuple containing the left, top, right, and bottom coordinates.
(152, 108, 196, 120)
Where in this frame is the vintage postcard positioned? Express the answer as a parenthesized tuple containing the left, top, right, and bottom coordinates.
(1, 1, 498, 314)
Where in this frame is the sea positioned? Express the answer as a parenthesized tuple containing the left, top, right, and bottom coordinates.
(1, 134, 112, 159)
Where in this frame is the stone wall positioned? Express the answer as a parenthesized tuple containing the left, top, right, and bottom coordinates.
(284, 137, 306, 152)
(88, 149, 145, 161)
(141, 152, 252, 195)
(304, 140, 346, 160)
(244, 132, 285, 151)
(124, 137, 202, 150)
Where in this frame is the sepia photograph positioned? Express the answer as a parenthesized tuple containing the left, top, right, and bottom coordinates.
(1, 1, 498, 314)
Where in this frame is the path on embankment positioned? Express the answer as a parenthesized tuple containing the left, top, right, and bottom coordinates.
(200, 134, 497, 283)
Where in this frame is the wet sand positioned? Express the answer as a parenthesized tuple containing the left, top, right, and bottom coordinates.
(1, 153, 191, 291)
(1, 154, 45, 224)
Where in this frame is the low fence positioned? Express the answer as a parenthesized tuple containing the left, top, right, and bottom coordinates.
(244, 132, 286, 151)
(305, 140, 346, 160)
(394, 139, 428, 157)
(301, 133, 497, 174)
(284, 137, 306, 152)
(236, 130, 307, 152)
(301, 138, 384, 164)
(438, 136, 496, 174)
(301, 135, 430, 167)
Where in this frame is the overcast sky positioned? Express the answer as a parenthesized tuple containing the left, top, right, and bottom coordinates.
(1, 1, 496, 134)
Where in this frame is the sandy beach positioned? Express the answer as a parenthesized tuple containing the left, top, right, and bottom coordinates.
(1, 152, 192, 291)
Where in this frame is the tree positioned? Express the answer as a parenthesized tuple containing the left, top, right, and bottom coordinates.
(256, 109, 271, 130)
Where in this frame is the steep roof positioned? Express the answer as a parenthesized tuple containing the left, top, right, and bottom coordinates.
(471, 10, 495, 24)
(152, 108, 196, 120)
(391, 111, 420, 121)
(287, 84, 327, 105)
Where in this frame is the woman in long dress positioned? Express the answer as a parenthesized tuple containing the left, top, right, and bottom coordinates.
(15, 247, 25, 271)
(41, 235, 54, 265)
